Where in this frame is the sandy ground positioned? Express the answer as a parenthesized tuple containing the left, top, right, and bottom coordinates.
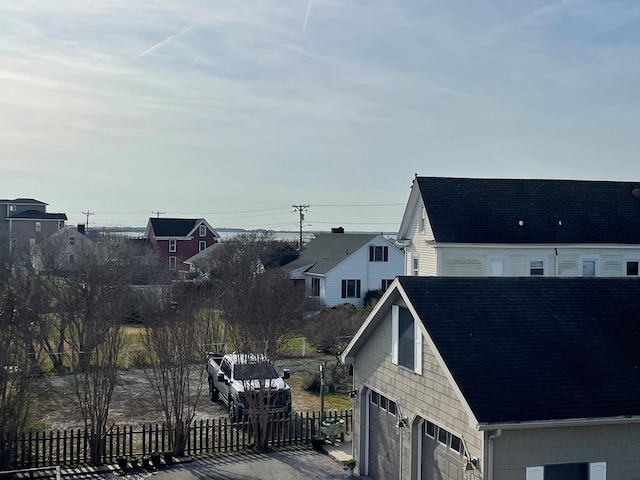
(29, 354, 344, 431)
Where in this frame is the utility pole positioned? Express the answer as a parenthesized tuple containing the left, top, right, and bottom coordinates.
(292, 204, 309, 250)
(152, 210, 165, 218)
(82, 210, 94, 228)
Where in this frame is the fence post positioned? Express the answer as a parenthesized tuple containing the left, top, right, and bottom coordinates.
(301, 338, 306, 357)
(124, 349, 129, 370)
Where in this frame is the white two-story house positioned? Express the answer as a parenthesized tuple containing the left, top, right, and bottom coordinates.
(398, 176, 640, 277)
(285, 230, 404, 308)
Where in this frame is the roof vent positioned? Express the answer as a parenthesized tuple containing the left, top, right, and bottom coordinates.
(558, 220, 562, 226)
(518, 220, 524, 226)
(632, 188, 640, 201)
(331, 227, 344, 234)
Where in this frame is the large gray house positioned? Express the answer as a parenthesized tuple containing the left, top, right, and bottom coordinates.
(341, 276, 640, 480)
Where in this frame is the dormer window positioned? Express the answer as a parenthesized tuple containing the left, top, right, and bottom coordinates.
(199, 224, 206, 237)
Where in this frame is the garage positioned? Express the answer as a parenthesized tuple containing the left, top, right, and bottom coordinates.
(366, 389, 400, 479)
(419, 418, 466, 480)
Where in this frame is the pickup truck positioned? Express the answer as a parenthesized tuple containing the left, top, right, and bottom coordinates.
(207, 352, 292, 422)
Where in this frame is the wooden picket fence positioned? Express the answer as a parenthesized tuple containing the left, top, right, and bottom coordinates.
(3, 410, 351, 471)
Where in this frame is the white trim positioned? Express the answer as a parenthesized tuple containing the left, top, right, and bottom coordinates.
(414, 321, 422, 375)
(169, 239, 177, 252)
(623, 254, 640, 276)
(487, 255, 508, 276)
(477, 415, 640, 430)
(525, 466, 544, 480)
(590, 462, 606, 480)
(364, 390, 370, 476)
(391, 305, 399, 365)
(426, 242, 640, 250)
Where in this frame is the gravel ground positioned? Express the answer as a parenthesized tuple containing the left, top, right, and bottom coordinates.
(29, 354, 339, 431)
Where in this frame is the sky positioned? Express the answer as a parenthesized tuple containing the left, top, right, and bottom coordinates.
(1, 0, 639, 232)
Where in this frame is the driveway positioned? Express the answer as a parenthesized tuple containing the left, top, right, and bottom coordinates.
(150, 449, 348, 479)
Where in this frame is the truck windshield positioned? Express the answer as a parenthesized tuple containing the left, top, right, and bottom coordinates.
(234, 363, 280, 380)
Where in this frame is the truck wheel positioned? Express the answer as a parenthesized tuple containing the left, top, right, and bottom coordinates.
(208, 376, 219, 402)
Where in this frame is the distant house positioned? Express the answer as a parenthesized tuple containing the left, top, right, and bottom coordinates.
(285, 230, 404, 308)
(341, 276, 640, 480)
(144, 218, 219, 272)
(0, 198, 66, 246)
(35, 225, 92, 271)
(398, 176, 640, 277)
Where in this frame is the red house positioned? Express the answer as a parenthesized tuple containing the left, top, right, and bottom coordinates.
(144, 218, 219, 272)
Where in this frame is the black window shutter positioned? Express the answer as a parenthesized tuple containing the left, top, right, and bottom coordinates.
(383, 246, 388, 262)
(356, 280, 361, 298)
(369, 246, 374, 261)
(341, 280, 346, 298)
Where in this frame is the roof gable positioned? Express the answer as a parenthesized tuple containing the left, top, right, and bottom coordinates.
(345, 276, 640, 425)
(413, 176, 640, 244)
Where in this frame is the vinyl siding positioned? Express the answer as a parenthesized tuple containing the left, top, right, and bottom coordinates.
(404, 199, 437, 276)
(352, 301, 482, 479)
(433, 247, 636, 277)
(322, 237, 404, 308)
(492, 424, 640, 480)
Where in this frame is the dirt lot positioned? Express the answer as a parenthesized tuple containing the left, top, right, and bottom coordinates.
(29, 354, 350, 431)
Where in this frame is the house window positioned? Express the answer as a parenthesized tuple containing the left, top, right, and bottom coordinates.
(369, 245, 388, 262)
(450, 434, 462, 453)
(199, 224, 206, 237)
(9, 204, 16, 212)
(35, 222, 41, 232)
(425, 421, 436, 438)
(626, 260, 639, 276)
(526, 462, 606, 480)
(580, 257, 598, 277)
(69, 236, 75, 245)
(388, 400, 396, 415)
(311, 277, 320, 297)
(437, 427, 448, 446)
(488, 258, 506, 276)
(529, 260, 544, 276)
(381, 279, 394, 291)
(419, 206, 426, 233)
(69, 254, 74, 265)
(412, 256, 419, 276)
(199, 240, 206, 252)
(169, 239, 177, 252)
(371, 391, 379, 406)
(341, 279, 361, 298)
(392, 305, 423, 374)
(168, 256, 177, 270)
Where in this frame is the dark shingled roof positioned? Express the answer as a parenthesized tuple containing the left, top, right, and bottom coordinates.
(397, 276, 640, 425)
(149, 218, 200, 237)
(417, 177, 640, 244)
(9, 210, 67, 220)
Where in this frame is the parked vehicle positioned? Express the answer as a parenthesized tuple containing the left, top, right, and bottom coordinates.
(206, 352, 292, 421)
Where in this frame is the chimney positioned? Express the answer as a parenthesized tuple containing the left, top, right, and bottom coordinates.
(331, 227, 344, 234)
(77, 224, 85, 235)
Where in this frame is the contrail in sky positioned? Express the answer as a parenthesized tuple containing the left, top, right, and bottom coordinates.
(134, 25, 194, 60)
(302, 0, 312, 32)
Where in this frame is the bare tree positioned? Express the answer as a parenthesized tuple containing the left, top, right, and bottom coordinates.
(0, 238, 45, 469)
(207, 233, 309, 452)
(48, 237, 138, 465)
(142, 282, 220, 456)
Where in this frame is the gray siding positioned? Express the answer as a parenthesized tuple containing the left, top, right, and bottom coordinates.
(352, 304, 482, 479)
(492, 423, 640, 480)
